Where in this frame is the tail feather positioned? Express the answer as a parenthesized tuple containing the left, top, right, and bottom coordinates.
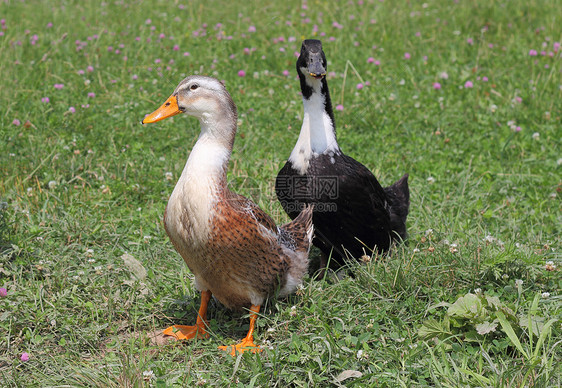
(280, 205, 314, 252)
(284, 204, 314, 246)
(384, 173, 410, 240)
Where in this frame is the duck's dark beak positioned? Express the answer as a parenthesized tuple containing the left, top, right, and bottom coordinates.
(142, 95, 182, 124)
(307, 53, 326, 79)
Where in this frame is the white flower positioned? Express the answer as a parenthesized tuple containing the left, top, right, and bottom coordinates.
(541, 292, 550, 299)
(427, 176, 435, 184)
(532, 132, 540, 140)
(474, 288, 482, 294)
(165, 171, 173, 180)
(289, 305, 297, 317)
(545, 261, 556, 271)
(356, 350, 363, 359)
(143, 370, 155, 381)
(515, 279, 523, 286)
(48, 180, 58, 189)
(439, 72, 449, 80)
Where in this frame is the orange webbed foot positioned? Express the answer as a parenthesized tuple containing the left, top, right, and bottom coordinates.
(218, 337, 262, 356)
(219, 304, 263, 356)
(162, 324, 209, 341)
(162, 290, 212, 341)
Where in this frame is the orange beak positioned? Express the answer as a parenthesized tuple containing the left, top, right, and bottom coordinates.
(142, 95, 182, 124)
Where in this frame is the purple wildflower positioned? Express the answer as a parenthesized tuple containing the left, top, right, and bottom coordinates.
(0, 287, 7, 297)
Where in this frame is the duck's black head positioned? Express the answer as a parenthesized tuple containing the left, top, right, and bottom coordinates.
(297, 39, 327, 80)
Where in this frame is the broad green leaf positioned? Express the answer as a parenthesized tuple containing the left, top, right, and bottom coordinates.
(448, 293, 483, 319)
(484, 295, 502, 310)
(475, 320, 498, 335)
(519, 315, 544, 337)
(418, 318, 450, 340)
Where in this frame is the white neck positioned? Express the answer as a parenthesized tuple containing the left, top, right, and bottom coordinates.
(289, 82, 339, 174)
(181, 119, 232, 183)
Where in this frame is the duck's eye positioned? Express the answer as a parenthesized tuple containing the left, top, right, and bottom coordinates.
(190, 84, 199, 91)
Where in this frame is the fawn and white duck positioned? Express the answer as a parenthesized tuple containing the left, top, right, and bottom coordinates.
(142, 75, 313, 356)
(276, 39, 410, 272)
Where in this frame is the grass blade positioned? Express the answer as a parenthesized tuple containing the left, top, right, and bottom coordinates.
(496, 311, 528, 360)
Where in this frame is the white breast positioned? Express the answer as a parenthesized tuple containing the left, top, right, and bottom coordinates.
(165, 137, 230, 246)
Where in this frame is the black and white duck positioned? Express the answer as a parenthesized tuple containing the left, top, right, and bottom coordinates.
(275, 39, 409, 272)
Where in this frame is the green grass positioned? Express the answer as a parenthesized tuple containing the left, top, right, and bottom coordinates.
(1, 0, 560, 386)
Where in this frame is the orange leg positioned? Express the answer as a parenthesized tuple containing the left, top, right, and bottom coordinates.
(218, 305, 263, 356)
(162, 290, 211, 340)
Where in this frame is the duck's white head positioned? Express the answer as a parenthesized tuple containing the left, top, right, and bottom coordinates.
(142, 75, 237, 126)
